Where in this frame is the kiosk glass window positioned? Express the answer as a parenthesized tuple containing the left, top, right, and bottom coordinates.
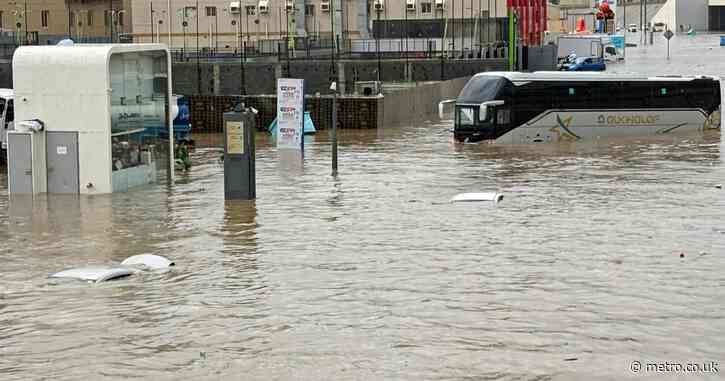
(109, 51, 170, 191)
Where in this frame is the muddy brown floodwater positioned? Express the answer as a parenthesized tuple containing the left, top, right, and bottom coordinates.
(2, 34, 725, 380)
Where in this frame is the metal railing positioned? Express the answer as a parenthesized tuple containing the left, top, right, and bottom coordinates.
(170, 35, 511, 63)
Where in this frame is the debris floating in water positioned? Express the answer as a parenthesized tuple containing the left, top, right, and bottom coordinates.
(121, 254, 175, 270)
(450, 193, 504, 203)
(50, 255, 174, 283)
(50, 266, 134, 283)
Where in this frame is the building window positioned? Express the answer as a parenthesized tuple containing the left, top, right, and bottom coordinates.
(184, 6, 197, 18)
(104, 10, 111, 26)
(87, 10, 94, 26)
(206, 6, 216, 17)
(246, 6, 256, 16)
(421, 2, 432, 13)
(70, 12, 76, 27)
(41, 10, 49, 28)
(305, 4, 315, 16)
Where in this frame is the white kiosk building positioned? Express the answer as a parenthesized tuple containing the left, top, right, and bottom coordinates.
(8, 44, 174, 194)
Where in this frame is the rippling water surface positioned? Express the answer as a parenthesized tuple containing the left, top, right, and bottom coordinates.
(2, 35, 725, 380)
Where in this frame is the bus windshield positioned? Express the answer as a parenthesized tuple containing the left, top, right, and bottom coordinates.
(457, 76, 506, 104)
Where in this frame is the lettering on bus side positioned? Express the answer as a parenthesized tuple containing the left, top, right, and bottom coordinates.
(594, 115, 661, 126)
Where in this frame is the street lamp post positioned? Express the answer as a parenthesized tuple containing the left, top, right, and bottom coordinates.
(196, 0, 201, 94)
(9, 1, 27, 45)
(376, 8, 381, 83)
(23, 0, 27, 44)
(452, 0, 455, 55)
(183, 19, 188, 57)
(150, 2, 155, 43)
(239, 2, 245, 95)
(109, 1, 113, 42)
(67, 1, 71, 38)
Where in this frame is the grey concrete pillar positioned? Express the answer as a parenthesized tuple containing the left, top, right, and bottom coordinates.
(337, 61, 346, 94)
(213, 64, 221, 96)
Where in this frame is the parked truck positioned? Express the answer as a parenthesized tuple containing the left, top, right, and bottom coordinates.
(557, 35, 620, 68)
(557, 35, 604, 61)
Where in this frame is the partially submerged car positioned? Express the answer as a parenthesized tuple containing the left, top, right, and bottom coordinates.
(563, 56, 606, 72)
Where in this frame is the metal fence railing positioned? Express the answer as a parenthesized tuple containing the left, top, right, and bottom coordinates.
(170, 35, 512, 63)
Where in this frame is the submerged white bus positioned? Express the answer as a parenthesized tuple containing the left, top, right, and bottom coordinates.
(441, 72, 721, 144)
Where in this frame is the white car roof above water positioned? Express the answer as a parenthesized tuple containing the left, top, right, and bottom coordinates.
(476, 71, 719, 83)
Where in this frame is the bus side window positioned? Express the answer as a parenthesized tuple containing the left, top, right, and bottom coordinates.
(497, 108, 511, 125)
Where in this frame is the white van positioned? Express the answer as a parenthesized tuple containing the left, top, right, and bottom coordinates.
(0, 89, 15, 163)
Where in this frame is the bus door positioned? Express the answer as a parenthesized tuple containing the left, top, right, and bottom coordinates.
(478, 100, 506, 140)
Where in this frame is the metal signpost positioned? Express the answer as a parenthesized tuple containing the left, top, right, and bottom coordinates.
(664, 29, 673, 60)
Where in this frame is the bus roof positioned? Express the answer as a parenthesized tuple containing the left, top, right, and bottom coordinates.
(475, 72, 719, 83)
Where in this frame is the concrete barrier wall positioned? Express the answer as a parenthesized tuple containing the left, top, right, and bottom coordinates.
(188, 77, 472, 134)
(382, 77, 471, 127)
(173, 58, 507, 96)
(0, 57, 509, 92)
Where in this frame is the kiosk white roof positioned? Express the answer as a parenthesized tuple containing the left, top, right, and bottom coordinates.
(13, 44, 169, 90)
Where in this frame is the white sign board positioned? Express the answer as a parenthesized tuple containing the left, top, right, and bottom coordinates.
(276, 78, 305, 150)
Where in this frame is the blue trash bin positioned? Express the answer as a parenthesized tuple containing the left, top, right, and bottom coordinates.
(720, 36, 725, 46)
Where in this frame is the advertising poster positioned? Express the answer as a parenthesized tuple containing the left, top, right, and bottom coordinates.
(225, 121, 244, 155)
(276, 78, 305, 151)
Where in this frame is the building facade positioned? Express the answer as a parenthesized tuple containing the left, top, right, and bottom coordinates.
(0, 0, 133, 44)
(0, 0, 562, 48)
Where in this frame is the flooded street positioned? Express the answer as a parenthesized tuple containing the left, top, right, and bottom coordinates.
(3, 35, 725, 380)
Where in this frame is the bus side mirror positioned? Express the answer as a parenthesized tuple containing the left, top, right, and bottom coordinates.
(438, 99, 456, 119)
